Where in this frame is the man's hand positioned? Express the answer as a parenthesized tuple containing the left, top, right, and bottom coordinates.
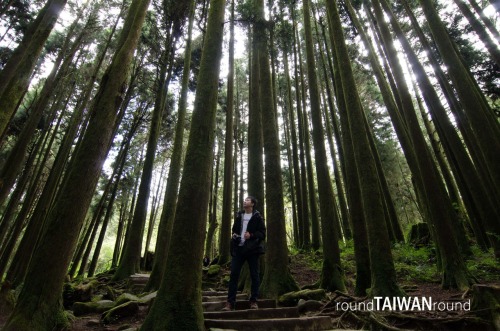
(244, 231, 251, 240)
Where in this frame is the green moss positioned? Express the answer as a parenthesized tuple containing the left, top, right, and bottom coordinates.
(392, 243, 438, 283)
(466, 246, 500, 282)
(207, 264, 221, 277)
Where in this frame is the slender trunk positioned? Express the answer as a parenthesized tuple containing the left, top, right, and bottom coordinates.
(140, 0, 225, 328)
(3, 0, 151, 327)
(219, 0, 236, 265)
(291, 9, 310, 249)
(302, 0, 345, 291)
(419, 0, 500, 198)
(454, 0, 500, 66)
(256, 0, 299, 298)
(327, 0, 404, 297)
(372, 0, 473, 288)
(144, 0, 195, 292)
(0, 0, 68, 137)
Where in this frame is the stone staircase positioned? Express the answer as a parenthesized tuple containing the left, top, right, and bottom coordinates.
(129, 275, 334, 330)
(202, 290, 334, 331)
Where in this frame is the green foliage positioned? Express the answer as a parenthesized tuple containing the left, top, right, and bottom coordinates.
(466, 246, 500, 282)
(391, 243, 438, 283)
(339, 240, 356, 276)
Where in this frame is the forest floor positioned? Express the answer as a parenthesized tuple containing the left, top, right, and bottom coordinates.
(1, 244, 499, 330)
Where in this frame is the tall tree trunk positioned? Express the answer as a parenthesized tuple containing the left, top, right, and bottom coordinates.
(255, 0, 299, 299)
(314, 12, 351, 240)
(0, 20, 86, 207)
(248, 9, 265, 213)
(113, 67, 169, 280)
(294, 14, 316, 249)
(302, 0, 345, 292)
(290, 9, 310, 249)
(144, 0, 195, 292)
(139, 0, 225, 328)
(3, 0, 151, 328)
(454, 0, 500, 66)
(218, 0, 236, 266)
(370, 0, 473, 289)
(0, 0, 68, 138)
(419, 0, 500, 200)
(282, 48, 303, 246)
(326, 0, 404, 297)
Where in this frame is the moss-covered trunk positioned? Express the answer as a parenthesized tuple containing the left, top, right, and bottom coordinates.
(113, 46, 169, 281)
(0, 0, 68, 138)
(254, 0, 299, 299)
(218, 0, 236, 266)
(371, 0, 473, 289)
(2, 0, 151, 328)
(302, 0, 345, 292)
(290, 7, 310, 249)
(326, 0, 404, 298)
(144, 0, 194, 292)
(139, 0, 225, 328)
(419, 0, 500, 202)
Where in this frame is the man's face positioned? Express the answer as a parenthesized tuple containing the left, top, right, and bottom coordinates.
(243, 198, 254, 208)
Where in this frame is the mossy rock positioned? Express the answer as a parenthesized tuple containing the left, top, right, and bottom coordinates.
(115, 293, 140, 306)
(278, 289, 327, 307)
(297, 299, 324, 313)
(207, 264, 221, 277)
(73, 300, 115, 316)
(101, 301, 139, 324)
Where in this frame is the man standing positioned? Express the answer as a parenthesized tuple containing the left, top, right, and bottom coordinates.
(223, 196, 266, 310)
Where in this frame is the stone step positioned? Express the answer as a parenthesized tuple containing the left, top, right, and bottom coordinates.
(129, 274, 150, 284)
(203, 299, 276, 312)
(204, 307, 300, 320)
(202, 294, 247, 302)
(202, 290, 228, 297)
(205, 316, 333, 331)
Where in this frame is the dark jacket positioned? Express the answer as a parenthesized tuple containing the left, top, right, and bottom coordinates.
(231, 210, 266, 256)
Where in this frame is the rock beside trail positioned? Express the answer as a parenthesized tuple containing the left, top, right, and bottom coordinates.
(297, 299, 324, 313)
(278, 289, 327, 306)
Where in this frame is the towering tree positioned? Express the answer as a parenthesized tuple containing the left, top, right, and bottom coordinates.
(0, 0, 68, 139)
(302, 0, 345, 292)
(218, 0, 236, 266)
(326, 0, 404, 297)
(2, 0, 151, 328)
(255, 0, 298, 298)
(140, 0, 225, 328)
(144, 0, 195, 292)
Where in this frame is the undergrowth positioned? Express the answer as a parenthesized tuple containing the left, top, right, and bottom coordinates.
(290, 241, 499, 285)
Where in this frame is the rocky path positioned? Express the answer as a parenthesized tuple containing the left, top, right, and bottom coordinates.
(201, 290, 334, 330)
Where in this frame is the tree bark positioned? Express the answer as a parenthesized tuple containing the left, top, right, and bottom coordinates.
(144, 0, 195, 292)
(302, 0, 345, 292)
(140, 0, 225, 328)
(0, 0, 68, 138)
(326, 0, 404, 297)
(219, 0, 236, 266)
(2, 0, 151, 328)
(255, 0, 299, 299)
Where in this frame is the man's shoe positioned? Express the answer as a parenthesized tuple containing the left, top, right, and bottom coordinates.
(249, 301, 258, 309)
(221, 302, 234, 311)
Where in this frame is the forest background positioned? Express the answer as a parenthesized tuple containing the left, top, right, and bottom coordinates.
(0, 0, 499, 329)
